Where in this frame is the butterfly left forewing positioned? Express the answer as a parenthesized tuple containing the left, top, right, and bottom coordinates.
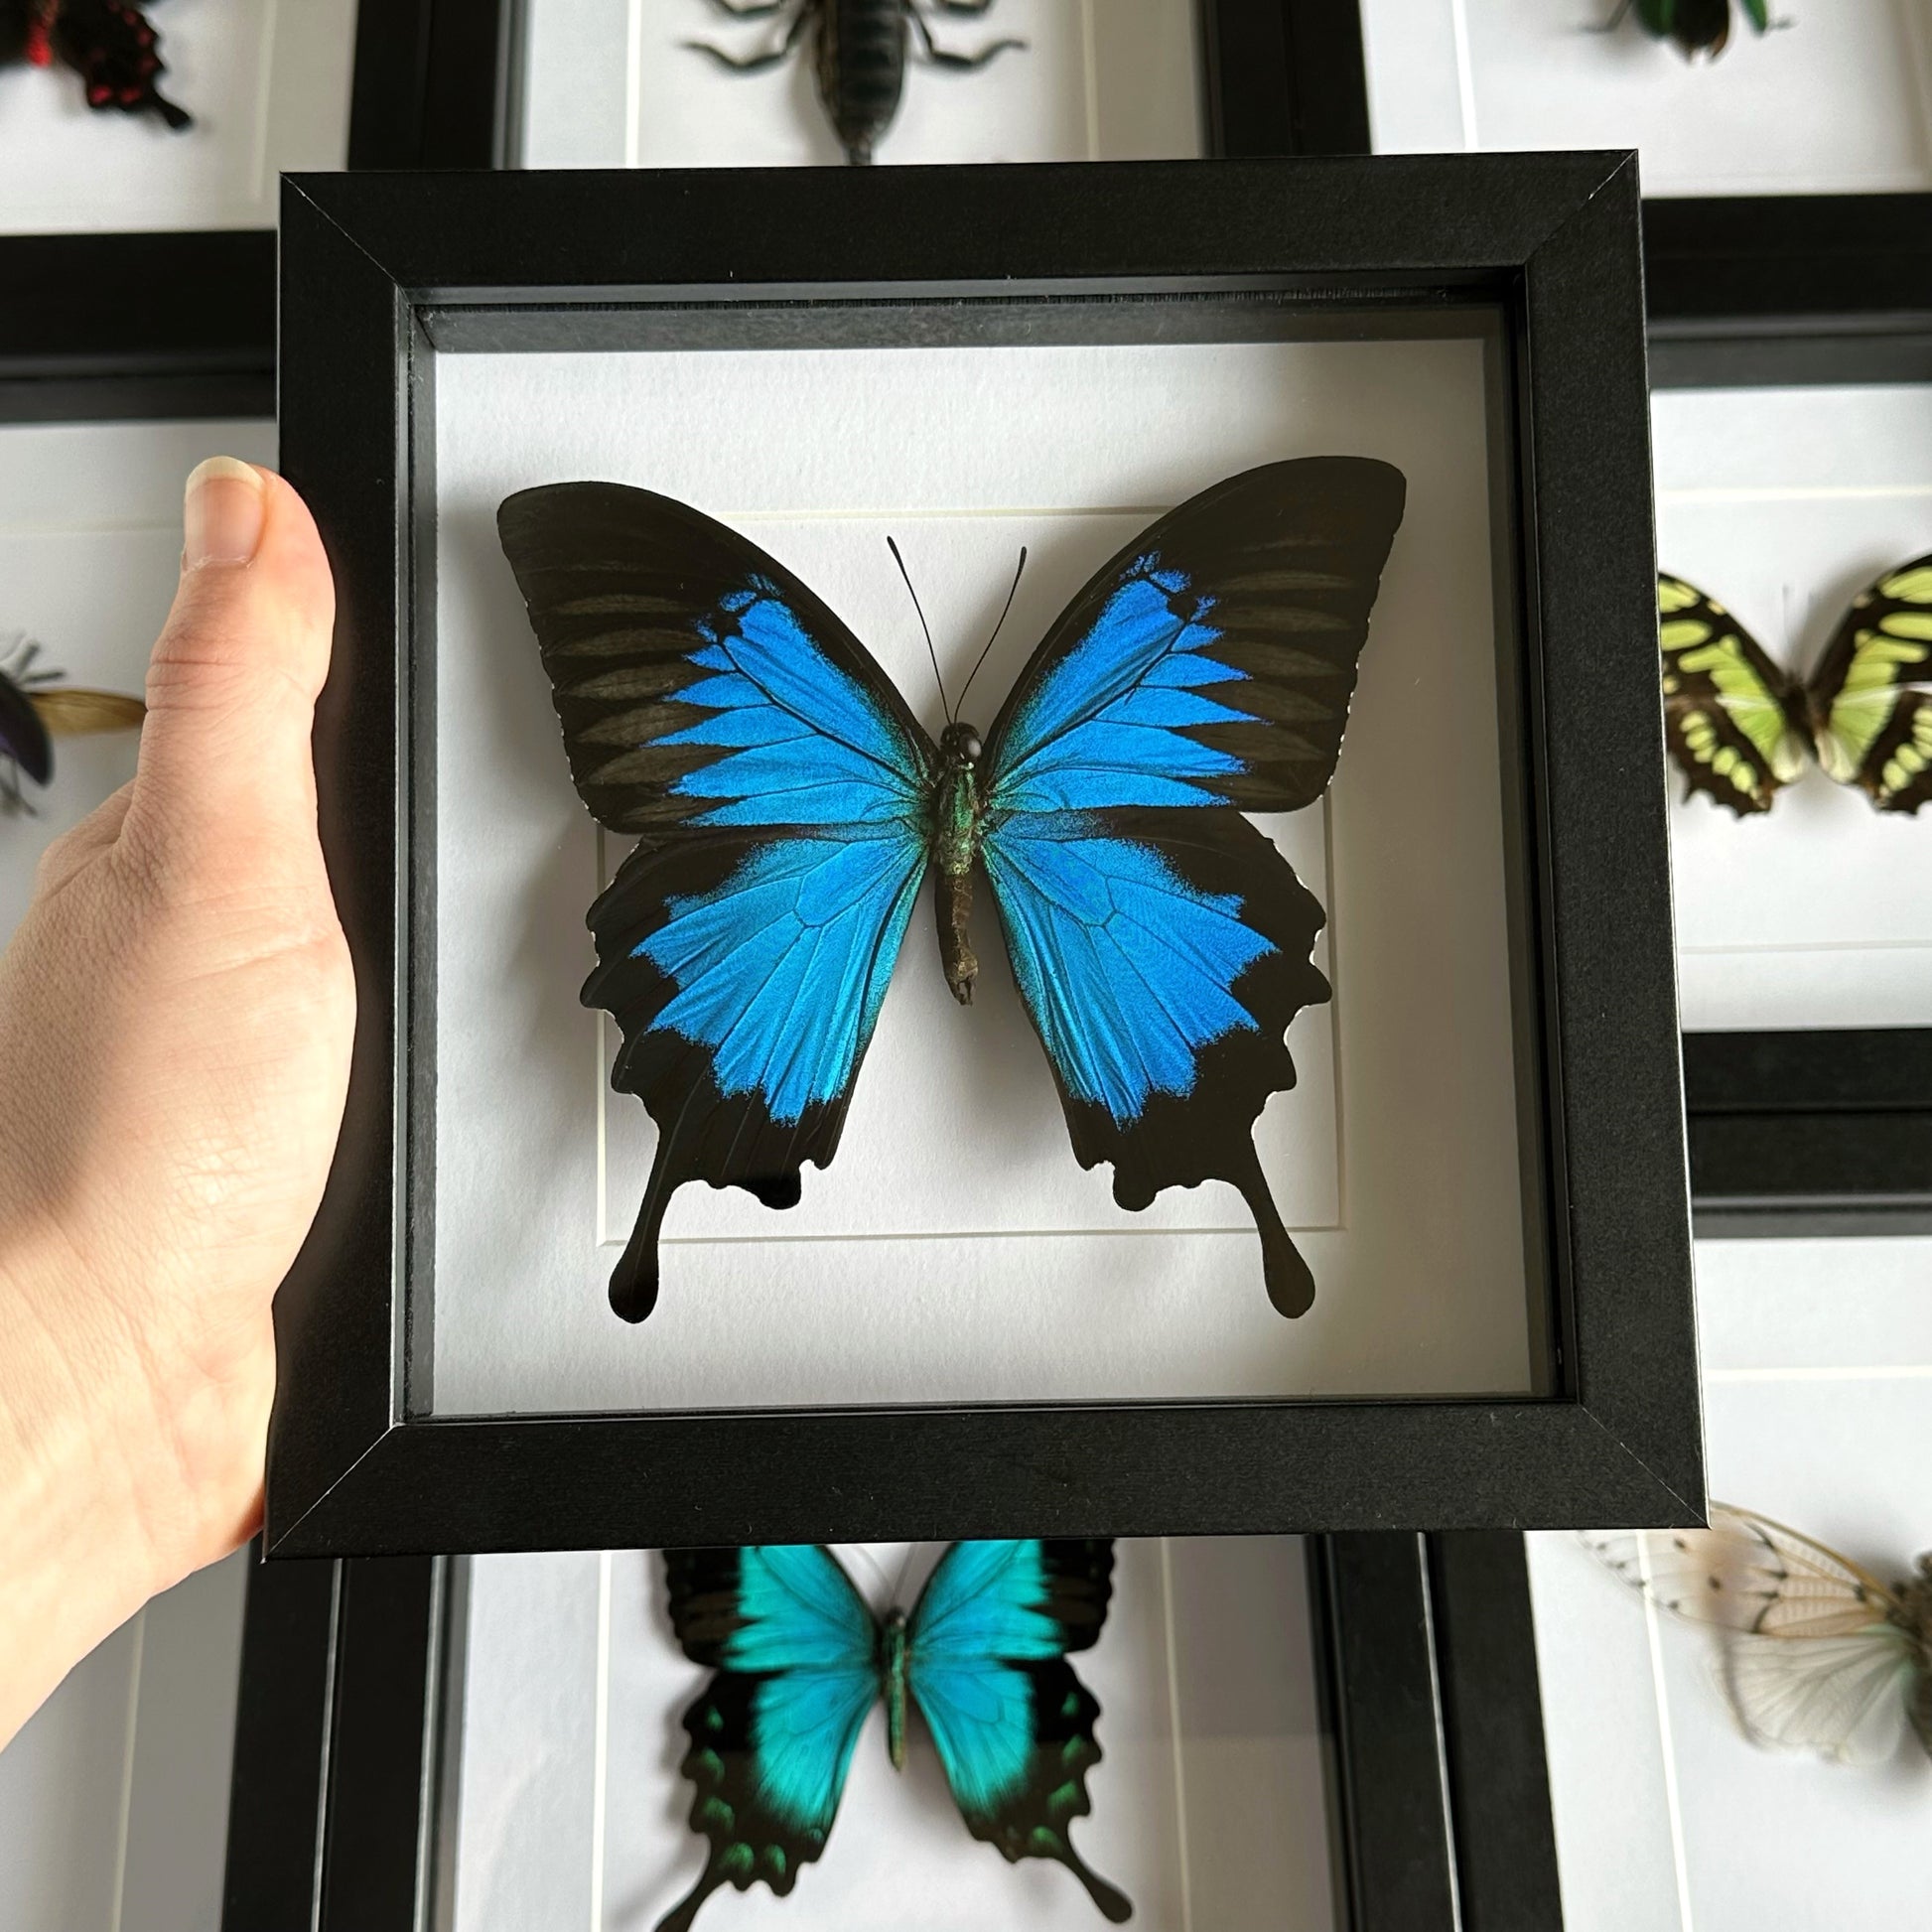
(906, 1540, 1131, 1924)
(978, 458, 1405, 1319)
(1804, 554, 1932, 814)
(1585, 1503, 1903, 1637)
(1657, 575, 1805, 816)
(657, 1546, 883, 1932)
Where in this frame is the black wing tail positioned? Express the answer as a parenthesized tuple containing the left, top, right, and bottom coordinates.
(587, 835, 852, 1321)
(654, 1670, 826, 1932)
(53, 0, 191, 126)
(958, 1655, 1133, 1922)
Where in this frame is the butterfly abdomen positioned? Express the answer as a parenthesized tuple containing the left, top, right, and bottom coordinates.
(931, 722, 985, 1005)
(882, 1608, 909, 1769)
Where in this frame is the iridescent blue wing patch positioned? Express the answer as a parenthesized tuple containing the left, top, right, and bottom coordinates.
(497, 484, 936, 1318)
(658, 1545, 884, 1932)
(906, 1539, 1129, 1922)
(979, 460, 1405, 1314)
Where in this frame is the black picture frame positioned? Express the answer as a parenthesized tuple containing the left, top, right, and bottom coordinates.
(0, 0, 507, 425)
(1645, 198, 1932, 1237)
(1199, 0, 1372, 159)
(219, 1532, 1563, 1932)
(267, 154, 1699, 1558)
(1686, 1029, 1932, 1238)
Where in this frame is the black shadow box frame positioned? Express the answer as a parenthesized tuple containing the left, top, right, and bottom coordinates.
(1199, 0, 1372, 158)
(219, 1533, 1562, 1932)
(268, 154, 1700, 1558)
(1646, 200, 1932, 1238)
(0, 0, 507, 425)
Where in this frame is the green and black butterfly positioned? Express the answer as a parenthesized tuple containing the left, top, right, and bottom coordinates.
(656, 1540, 1130, 1930)
(1658, 559, 1932, 816)
(1606, 0, 1772, 58)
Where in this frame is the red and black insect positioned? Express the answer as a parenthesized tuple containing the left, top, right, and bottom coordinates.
(688, 0, 1022, 166)
(0, 0, 191, 130)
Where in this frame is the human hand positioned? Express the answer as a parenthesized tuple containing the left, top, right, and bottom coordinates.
(0, 460, 350, 1747)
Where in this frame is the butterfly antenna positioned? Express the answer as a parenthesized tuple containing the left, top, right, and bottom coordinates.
(887, 535, 949, 725)
(954, 547, 1028, 722)
(889, 1543, 923, 1608)
(846, 1544, 897, 1601)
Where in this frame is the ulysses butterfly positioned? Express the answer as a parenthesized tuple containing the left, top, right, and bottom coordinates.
(0, 633, 146, 815)
(1658, 559, 1932, 816)
(497, 459, 1407, 1321)
(0, 0, 191, 128)
(1586, 1504, 1932, 1765)
(655, 1539, 1129, 1930)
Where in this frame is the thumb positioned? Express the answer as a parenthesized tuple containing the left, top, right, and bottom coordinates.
(128, 459, 337, 865)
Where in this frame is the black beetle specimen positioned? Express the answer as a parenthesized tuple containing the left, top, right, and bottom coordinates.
(688, 0, 1024, 166)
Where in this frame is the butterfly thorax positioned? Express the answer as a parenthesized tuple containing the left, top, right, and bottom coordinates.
(930, 722, 985, 1008)
(880, 1605, 910, 1771)
(1892, 1556, 1932, 1650)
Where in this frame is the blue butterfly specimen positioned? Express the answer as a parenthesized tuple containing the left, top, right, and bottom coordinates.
(496, 458, 1406, 1321)
(655, 1539, 1128, 1929)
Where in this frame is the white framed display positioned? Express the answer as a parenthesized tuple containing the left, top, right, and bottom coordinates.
(515, 0, 1203, 167)
(442, 1536, 1335, 1932)
(1529, 1233, 1932, 1932)
(427, 329, 1533, 1421)
(0, 0, 356, 235)
(1653, 383, 1932, 1032)
(1359, 0, 1932, 197)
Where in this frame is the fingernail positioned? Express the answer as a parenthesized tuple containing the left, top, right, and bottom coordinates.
(183, 457, 265, 570)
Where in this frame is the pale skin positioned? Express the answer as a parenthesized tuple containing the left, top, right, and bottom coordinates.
(0, 460, 351, 1750)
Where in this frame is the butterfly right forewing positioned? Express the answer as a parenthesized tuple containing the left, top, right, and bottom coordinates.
(1803, 553, 1932, 814)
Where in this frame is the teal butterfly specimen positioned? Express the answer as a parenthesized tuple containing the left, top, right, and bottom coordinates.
(656, 1540, 1130, 1930)
(1605, 0, 1772, 57)
(497, 459, 1406, 1323)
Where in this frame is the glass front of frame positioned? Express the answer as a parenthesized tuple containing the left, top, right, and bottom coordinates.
(515, 0, 1204, 169)
(439, 1535, 1337, 1932)
(412, 298, 1547, 1422)
(1656, 381, 1932, 1031)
